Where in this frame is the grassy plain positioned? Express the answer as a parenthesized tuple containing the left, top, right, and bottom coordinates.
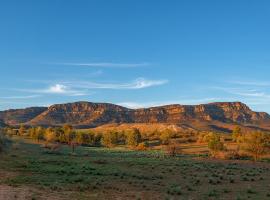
(0, 137, 270, 200)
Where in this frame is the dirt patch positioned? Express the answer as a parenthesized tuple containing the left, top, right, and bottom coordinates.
(0, 184, 68, 200)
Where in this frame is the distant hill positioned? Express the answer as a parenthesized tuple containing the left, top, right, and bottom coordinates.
(0, 101, 270, 132)
(0, 107, 47, 125)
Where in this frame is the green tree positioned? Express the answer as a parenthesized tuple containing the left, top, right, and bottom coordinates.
(207, 133, 225, 157)
(242, 132, 270, 161)
(232, 126, 244, 152)
(125, 128, 142, 147)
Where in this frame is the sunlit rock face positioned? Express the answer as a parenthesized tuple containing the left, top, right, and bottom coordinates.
(0, 101, 269, 128)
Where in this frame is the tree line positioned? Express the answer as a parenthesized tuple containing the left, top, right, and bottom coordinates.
(197, 127, 270, 161)
(4, 124, 145, 151)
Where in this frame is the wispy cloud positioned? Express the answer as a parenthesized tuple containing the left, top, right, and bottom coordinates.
(18, 84, 88, 96)
(67, 78, 168, 90)
(52, 62, 150, 68)
(0, 95, 41, 99)
(227, 80, 270, 87)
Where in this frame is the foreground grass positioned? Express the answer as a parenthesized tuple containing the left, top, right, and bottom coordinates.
(0, 138, 270, 200)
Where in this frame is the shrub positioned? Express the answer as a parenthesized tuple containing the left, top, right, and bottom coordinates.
(165, 142, 181, 157)
(137, 142, 147, 151)
(0, 130, 11, 153)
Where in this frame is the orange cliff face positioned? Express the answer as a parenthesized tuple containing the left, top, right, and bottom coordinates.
(0, 101, 269, 130)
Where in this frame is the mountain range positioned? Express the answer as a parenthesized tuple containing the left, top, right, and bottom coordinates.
(0, 101, 270, 132)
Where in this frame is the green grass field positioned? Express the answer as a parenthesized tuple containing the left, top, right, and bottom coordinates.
(1, 137, 270, 200)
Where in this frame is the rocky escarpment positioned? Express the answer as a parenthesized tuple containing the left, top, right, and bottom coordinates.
(29, 102, 132, 126)
(1, 101, 270, 129)
(129, 102, 270, 124)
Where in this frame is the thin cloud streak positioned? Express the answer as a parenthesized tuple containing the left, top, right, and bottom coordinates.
(0, 95, 41, 99)
(67, 78, 168, 90)
(227, 80, 270, 87)
(53, 62, 150, 68)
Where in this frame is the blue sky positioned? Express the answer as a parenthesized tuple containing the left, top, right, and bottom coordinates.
(1, 0, 270, 112)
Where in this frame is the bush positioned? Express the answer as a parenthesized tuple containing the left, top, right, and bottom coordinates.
(137, 142, 147, 151)
(164, 142, 182, 157)
(0, 130, 11, 153)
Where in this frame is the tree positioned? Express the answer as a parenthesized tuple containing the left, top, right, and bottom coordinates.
(232, 126, 243, 151)
(241, 132, 270, 161)
(101, 131, 118, 148)
(159, 129, 173, 145)
(35, 127, 45, 142)
(44, 127, 56, 145)
(207, 133, 225, 157)
(18, 124, 26, 136)
(62, 124, 73, 143)
(232, 126, 242, 142)
(125, 128, 142, 147)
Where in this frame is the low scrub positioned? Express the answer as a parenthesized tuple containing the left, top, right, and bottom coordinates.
(0, 130, 11, 153)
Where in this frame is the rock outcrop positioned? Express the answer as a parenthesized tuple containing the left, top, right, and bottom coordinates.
(0, 101, 269, 130)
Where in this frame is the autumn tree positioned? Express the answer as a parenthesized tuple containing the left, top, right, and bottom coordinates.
(232, 126, 242, 142)
(125, 128, 142, 147)
(159, 129, 173, 145)
(18, 124, 26, 136)
(44, 127, 56, 145)
(101, 131, 118, 148)
(62, 124, 74, 143)
(35, 127, 45, 142)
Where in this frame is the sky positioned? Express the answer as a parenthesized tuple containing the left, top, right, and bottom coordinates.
(1, 0, 270, 112)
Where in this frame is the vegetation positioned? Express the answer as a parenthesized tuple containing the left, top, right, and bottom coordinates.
(0, 136, 270, 199)
(159, 129, 174, 144)
(207, 133, 225, 157)
(0, 129, 11, 153)
(125, 128, 142, 147)
(101, 131, 119, 148)
(241, 132, 270, 161)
